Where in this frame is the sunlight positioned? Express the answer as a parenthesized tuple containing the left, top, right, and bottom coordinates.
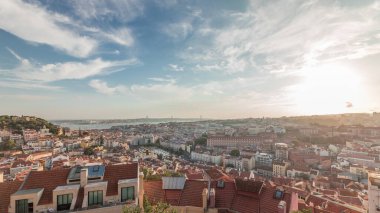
(290, 63, 363, 115)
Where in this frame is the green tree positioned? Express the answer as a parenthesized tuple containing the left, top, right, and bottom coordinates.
(0, 139, 17, 151)
(99, 135, 104, 146)
(230, 149, 240, 157)
(292, 208, 312, 213)
(123, 205, 141, 213)
(123, 199, 177, 213)
(194, 134, 207, 147)
(83, 147, 94, 155)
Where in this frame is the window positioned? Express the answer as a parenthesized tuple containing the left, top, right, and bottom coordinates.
(57, 194, 73, 211)
(217, 180, 225, 188)
(121, 187, 135, 202)
(88, 190, 103, 206)
(16, 199, 32, 213)
(273, 189, 284, 199)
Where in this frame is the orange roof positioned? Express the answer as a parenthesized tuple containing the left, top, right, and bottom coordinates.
(21, 169, 71, 205)
(0, 181, 22, 213)
(103, 163, 138, 196)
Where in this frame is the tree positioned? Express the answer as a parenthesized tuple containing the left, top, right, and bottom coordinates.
(230, 149, 240, 157)
(194, 134, 207, 147)
(99, 135, 104, 146)
(123, 199, 177, 213)
(123, 205, 141, 213)
(0, 139, 17, 151)
(292, 208, 312, 213)
(83, 147, 94, 155)
(155, 138, 160, 145)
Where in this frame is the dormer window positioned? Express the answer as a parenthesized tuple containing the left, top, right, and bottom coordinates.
(121, 186, 135, 202)
(217, 180, 225, 188)
(273, 189, 284, 199)
(57, 194, 73, 211)
(88, 190, 103, 206)
(16, 199, 32, 213)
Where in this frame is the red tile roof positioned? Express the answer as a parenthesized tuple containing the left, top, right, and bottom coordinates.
(0, 181, 22, 213)
(212, 181, 235, 209)
(179, 180, 208, 207)
(144, 180, 165, 204)
(103, 163, 138, 196)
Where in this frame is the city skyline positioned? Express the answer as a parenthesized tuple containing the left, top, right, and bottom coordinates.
(1, 0, 380, 119)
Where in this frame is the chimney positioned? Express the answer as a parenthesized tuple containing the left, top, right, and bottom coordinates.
(80, 168, 88, 187)
(289, 192, 299, 212)
(202, 188, 208, 210)
(278, 200, 287, 213)
(209, 188, 215, 208)
(0, 170, 3, 183)
(138, 172, 144, 208)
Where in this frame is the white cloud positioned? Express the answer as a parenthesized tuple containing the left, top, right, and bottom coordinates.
(183, 0, 380, 74)
(103, 28, 134, 47)
(168, 64, 184, 72)
(149, 77, 176, 84)
(89, 79, 128, 95)
(5, 48, 139, 82)
(0, 79, 61, 90)
(69, 0, 144, 23)
(0, 0, 97, 58)
(163, 21, 193, 40)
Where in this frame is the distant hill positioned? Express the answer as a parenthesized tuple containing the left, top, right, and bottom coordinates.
(0, 115, 58, 135)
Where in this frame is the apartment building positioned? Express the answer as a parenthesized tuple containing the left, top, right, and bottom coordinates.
(2, 163, 141, 213)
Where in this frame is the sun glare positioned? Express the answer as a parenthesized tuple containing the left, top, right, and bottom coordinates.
(290, 63, 363, 115)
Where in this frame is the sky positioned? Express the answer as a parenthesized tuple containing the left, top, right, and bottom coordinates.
(0, 0, 380, 120)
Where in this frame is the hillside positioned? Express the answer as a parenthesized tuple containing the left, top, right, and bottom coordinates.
(0, 115, 58, 135)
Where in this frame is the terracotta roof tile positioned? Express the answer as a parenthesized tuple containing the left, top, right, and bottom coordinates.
(164, 190, 182, 206)
(144, 180, 165, 204)
(213, 181, 235, 209)
(103, 163, 138, 196)
(0, 181, 22, 213)
(21, 168, 71, 205)
(179, 180, 207, 207)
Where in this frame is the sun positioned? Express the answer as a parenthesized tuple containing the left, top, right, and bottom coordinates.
(289, 63, 364, 115)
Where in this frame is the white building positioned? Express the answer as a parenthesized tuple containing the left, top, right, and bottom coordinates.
(191, 151, 222, 165)
(255, 152, 273, 167)
(368, 172, 380, 212)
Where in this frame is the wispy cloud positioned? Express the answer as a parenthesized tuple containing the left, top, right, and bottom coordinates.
(149, 77, 176, 84)
(89, 79, 128, 95)
(182, 0, 380, 74)
(0, 0, 97, 58)
(69, 0, 144, 23)
(168, 64, 184, 72)
(0, 79, 61, 90)
(4, 48, 139, 82)
(0, 0, 142, 57)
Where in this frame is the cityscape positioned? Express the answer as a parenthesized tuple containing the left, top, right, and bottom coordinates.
(1, 0, 380, 213)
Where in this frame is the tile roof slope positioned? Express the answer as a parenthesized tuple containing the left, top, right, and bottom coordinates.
(75, 187, 84, 209)
(0, 181, 23, 213)
(338, 196, 363, 207)
(259, 186, 291, 213)
(212, 181, 236, 209)
(21, 168, 71, 205)
(230, 193, 260, 213)
(164, 190, 182, 206)
(323, 201, 363, 213)
(103, 163, 138, 196)
(179, 180, 208, 207)
(144, 180, 165, 204)
(235, 179, 263, 194)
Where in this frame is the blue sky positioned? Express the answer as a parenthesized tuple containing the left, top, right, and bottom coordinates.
(1, 0, 380, 119)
